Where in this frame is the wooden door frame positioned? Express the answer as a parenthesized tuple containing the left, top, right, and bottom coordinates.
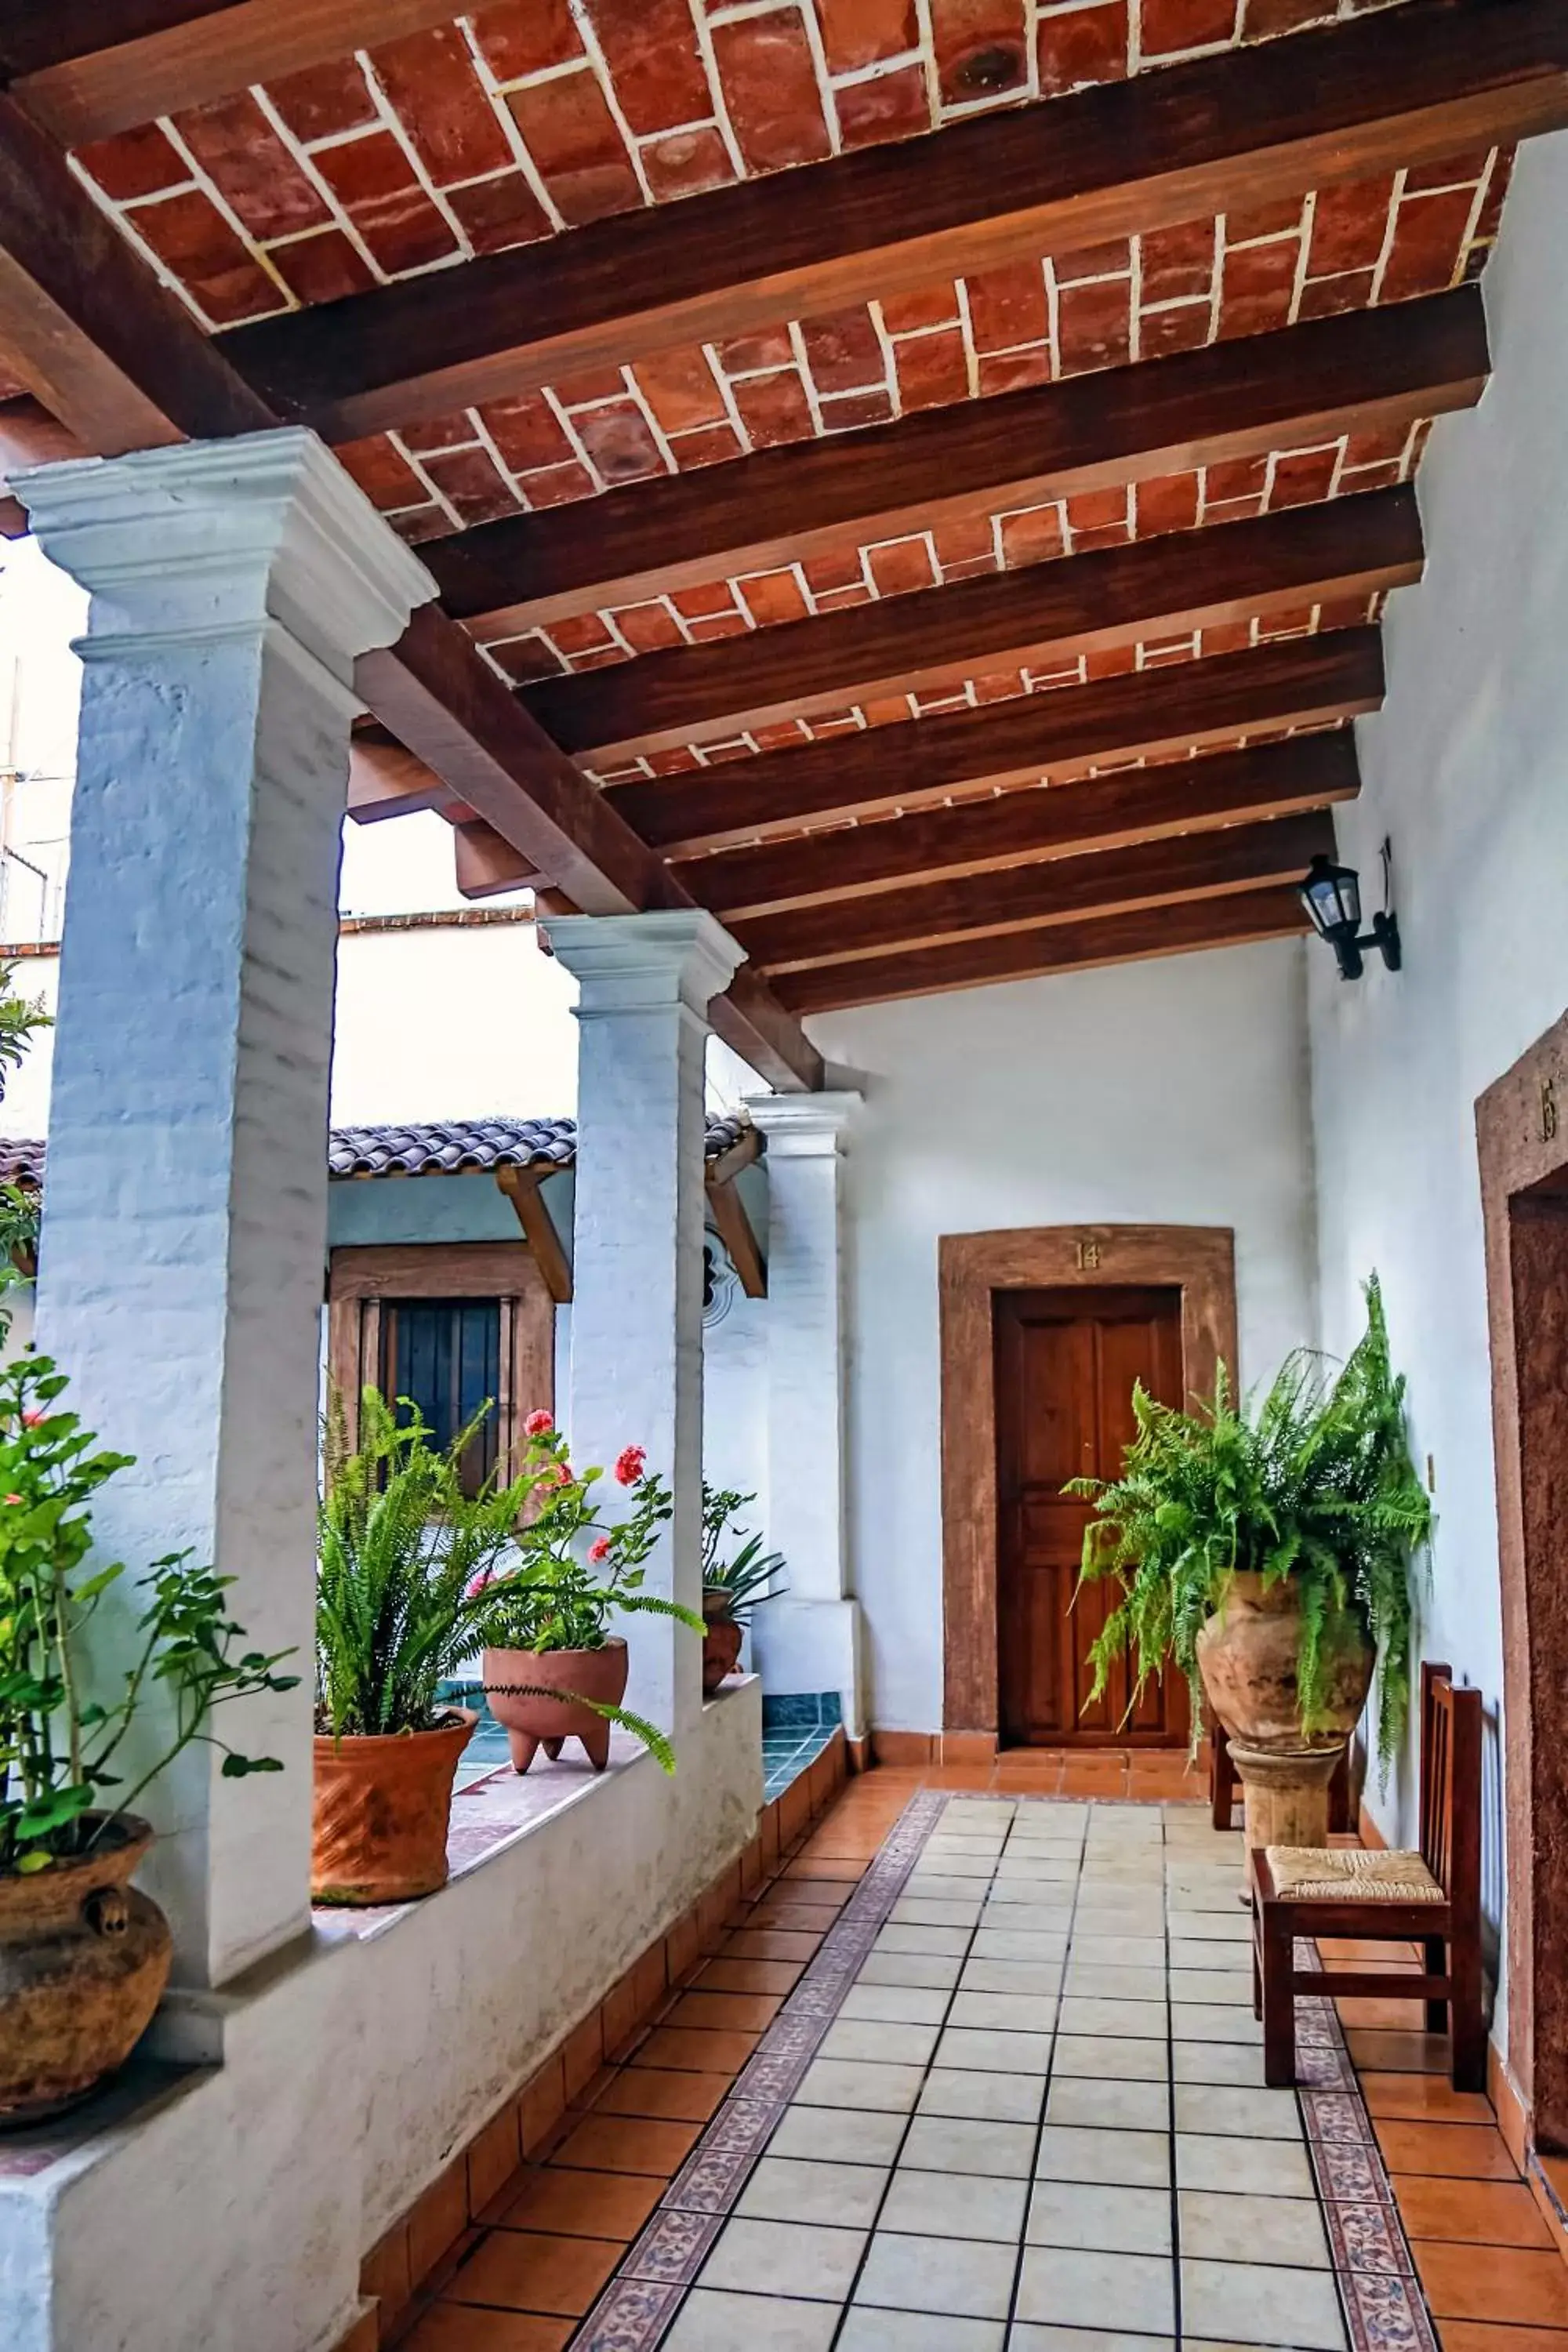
(938, 1225, 1238, 1735)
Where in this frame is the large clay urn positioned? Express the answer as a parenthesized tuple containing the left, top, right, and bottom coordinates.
(485, 1636, 627, 1773)
(702, 1589, 744, 1696)
(311, 1708, 475, 1907)
(0, 1814, 172, 2127)
(1197, 1571, 1374, 1853)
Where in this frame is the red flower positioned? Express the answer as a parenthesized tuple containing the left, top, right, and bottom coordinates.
(523, 1408, 554, 1437)
(3, 1493, 21, 1505)
(550, 1462, 575, 1488)
(614, 1445, 646, 1488)
(20, 1408, 44, 1428)
(588, 1536, 612, 1565)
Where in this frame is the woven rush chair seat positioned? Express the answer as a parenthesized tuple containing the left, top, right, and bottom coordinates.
(1265, 1846, 1443, 1901)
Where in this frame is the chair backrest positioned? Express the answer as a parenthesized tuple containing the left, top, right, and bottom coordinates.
(1418, 1661, 1483, 1918)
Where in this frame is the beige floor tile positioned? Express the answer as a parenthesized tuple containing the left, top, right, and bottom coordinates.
(1054, 2034, 1168, 2081)
(936, 2025, 1055, 2074)
(1062, 1935, 1167, 1969)
(1171, 1969, 1253, 2006)
(1178, 2188, 1332, 2267)
(918, 2067, 1047, 2125)
(1045, 2075, 1170, 2132)
(979, 1903, 1074, 1934)
(857, 1951, 964, 1991)
(796, 2056, 925, 2112)
(1169, 1911, 1252, 1943)
(855, 2230, 1018, 2319)
(1172, 1881, 1250, 1912)
(879, 2166, 1029, 2242)
(737, 2155, 890, 2230)
(767, 2107, 907, 2168)
(1173, 2042, 1271, 2089)
(915, 1856, 1000, 1878)
(819, 2017, 942, 2067)
(1179, 2258, 1347, 2349)
(960, 1958, 1065, 1995)
(949, 1991, 1061, 2032)
(1062, 1965, 1167, 2003)
(875, 1924, 971, 1958)
(1172, 2005, 1265, 2045)
(1008, 2325, 1173, 2352)
(840, 1983, 951, 2026)
(1173, 2084, 1304, 2140)
(1057, 1998, 1167, 2039)
(1176, 2133, 1315, 2198)
(1034, 2125, 1171, 2187)
(908, 1874, 999, 1903)
(901, 2114, 1036, 2176)
(1171, 1940, 1251, 1973)
(664, 2288, 840, 2350)
(1025, 2177, 1172, 2256)
(891, 1897, 985, 1928)
(1073, 1909, 1167, 1935)
(699, 2216, 866, 2302)
(837, 2310, 1004, 2352)
(990, 1863, 1078, 1889)
(974, 1929, 1073, 1962)
(1015, 2245, 1176, 2333)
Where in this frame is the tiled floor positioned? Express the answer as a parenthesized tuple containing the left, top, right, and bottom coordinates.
(393, 1763, 1568, 2352)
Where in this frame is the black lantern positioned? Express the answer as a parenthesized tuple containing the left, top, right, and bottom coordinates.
(1299, 851, 1401, 982)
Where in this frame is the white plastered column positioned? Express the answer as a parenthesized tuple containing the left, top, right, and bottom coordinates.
(18, 430, 434, 1991)
(743, 1091, 864, 1739)
(545, 912, 745, 1739)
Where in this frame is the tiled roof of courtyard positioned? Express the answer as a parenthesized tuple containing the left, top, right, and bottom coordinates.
(0, 1116, 754, 1189)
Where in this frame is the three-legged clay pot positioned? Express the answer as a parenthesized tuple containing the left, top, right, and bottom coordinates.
(1196, 1572, 1374, 1859)
(0, 1814, 172, 2128)
(702, 1590, 743, 1696)
(485, 1637, 628, 1773)
(311, 1709, 476, 1906)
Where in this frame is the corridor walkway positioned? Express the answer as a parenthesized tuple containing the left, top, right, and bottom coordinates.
(397, 1770, 1565, 2352)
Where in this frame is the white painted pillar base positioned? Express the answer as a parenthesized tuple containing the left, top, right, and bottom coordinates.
(18, 432, 434, 1989)
(744, 1091, 865, 1738)
(546, 912, 744, 1738)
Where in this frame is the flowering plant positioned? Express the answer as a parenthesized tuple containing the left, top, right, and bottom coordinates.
(470, 1414, 702, 1656)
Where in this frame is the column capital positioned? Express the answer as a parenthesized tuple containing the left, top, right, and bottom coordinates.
(544, 909, 745, 1018)
(15, 428, 434, 693)
(745, 1089, 862, 1156)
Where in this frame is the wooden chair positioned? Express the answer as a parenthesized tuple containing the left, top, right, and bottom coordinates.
(1250, 1662, 1485, 2090)
(1210, 1716, 1353, 1835)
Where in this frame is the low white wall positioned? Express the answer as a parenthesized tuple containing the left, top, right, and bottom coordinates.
(1307, 133, 1568, 2020)
(807, 936, 1319, 1733)
(4, 1683, 761, 2352)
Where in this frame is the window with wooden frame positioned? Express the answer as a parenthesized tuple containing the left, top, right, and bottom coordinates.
(326, 1243, 555, 1489)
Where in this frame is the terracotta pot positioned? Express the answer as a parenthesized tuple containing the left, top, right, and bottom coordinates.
(1196, 1571, 1374, 1750)
(0, 1814, 172, 2128)
(485, 1637, 627, 1773)
(702, 1589, 743, 1696)
(311, 1708, 475, 1907)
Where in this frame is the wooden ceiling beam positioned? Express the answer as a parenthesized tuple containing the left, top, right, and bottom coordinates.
(681, 731, 1360, 920)
(522, 488, 1419, 761)
(607, 629, 1385, 855)
(735, 809, 1334, 974)
(220, 0, 1568, 441)
(775, 885, 1312, 1014)
(430, 292, 1487, 636)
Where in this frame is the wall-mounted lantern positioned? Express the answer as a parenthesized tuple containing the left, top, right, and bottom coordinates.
(1299, 844, 1402, 982)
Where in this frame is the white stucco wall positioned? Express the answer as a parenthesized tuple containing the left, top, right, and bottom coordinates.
(1307, 132, 1568, 2009)
(807, 935, 1320, 1732)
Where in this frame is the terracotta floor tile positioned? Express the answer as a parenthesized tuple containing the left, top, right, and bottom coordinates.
(665, 1990, 782, 2033)
(1417, 2242, 1568, 2326)
(495, 2166, 663, 2241)
(1438, 2325, 1568, 2352)
(745, 1900, 846, 1931)
(445, 2227, 622, 2317)
(1320, 1937, 1422, 1962)
(1394, 2175, 1555, 2247)
(552, 2113, 701, 2176)
(632, 2025, 759, 2074)
(403, 2305, 573, 2351)
(723, 1929, 822, 1962)
(1361, 2073, 1500, 2124)
(1346, 2028, 1456, 2073)
(696, 1957, 804, 1996)
(587, 2067, 731, 2122)
(786, 1857, 866, 1881)
(1375, 2120, 1519, 2180)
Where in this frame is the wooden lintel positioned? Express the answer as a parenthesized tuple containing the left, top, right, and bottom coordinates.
(453, 818, 543, 899)
(495, 1164, 572, 1305)
(706, 1171, 766, 1301)
(347, 734, 458, 825)
(704, 1125, 763, 1190)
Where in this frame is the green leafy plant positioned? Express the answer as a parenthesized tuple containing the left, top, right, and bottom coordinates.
(470, 1412, 702, 1773)
(702, 1483, 787, 1624)
(0, 1351, 297, 1876)
(0, 1181, 38, 1277)
(0, 963, 49, 1105)
(1070, 1276, 1432, 1773)
(316, 1385, 535, 1739)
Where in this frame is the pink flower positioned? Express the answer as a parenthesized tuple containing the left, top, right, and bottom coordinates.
(523, 1409, 554, 1437)
(550, 1462, 575, 1488)
(614, 1445, 646, 1488)
(466, 1568, 494, 1597)
(3, 1494, 22, 1505)
(589, 1536, 612, 1565)
(20, 1409, 44, 1428)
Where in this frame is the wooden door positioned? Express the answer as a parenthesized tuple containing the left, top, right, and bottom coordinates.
(995, 1285, 1190, 1748)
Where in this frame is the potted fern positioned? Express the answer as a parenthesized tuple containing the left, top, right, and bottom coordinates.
(473, 1414, 702, 1774)
(701, 1484, 787, 1694)
(314, 1388, 535, 1906)
(1073, 1277, 1431, 1813)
